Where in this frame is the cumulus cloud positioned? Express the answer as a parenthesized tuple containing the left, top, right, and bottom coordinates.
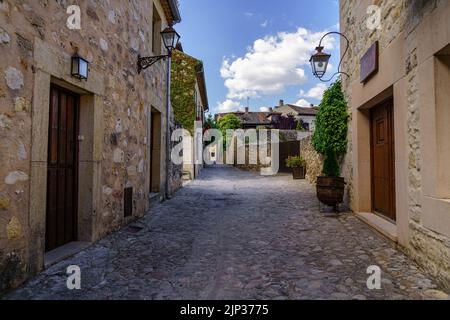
(295, 99, 313, 108)
(300, 83, 328, 100)
(217, 99, 244, 113)
(260, 107, 270, 112)
(220, 27, 334, 100)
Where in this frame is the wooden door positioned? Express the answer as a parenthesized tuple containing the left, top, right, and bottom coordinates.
(370, 99, 396, 221)
(46, 86, 79, 252)
(150, 111, 161, 193)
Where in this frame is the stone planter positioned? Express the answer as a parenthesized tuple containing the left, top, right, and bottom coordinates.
(316, 176, 345, 212)
(292, 166, 306, 180)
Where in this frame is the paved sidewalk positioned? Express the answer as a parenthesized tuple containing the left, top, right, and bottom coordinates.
(4, 166, 449, 300)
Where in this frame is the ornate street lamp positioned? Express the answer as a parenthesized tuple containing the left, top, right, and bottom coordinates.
(161, 25, 180, 52)
(137, 24, 181, 200)
(137, 25, 180, 73)
(71, 53, 89, 80)
(310, 32, 350, 82)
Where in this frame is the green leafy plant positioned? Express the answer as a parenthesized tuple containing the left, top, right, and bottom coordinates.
(217, 114, 242, 136)
(285, 156, 306, 168)
(217, 114, 243, 148)
(204, 113, 217, 131)
(312, 80, 349, 177)
(296, 120, 306, 132)
(323, 148, 340, 177)
(171, 50, 203, 134)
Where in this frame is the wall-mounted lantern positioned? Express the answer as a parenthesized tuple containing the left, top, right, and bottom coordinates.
(137, 24, 181, 200)
(310, 32, 350, 82)
(161, 25, 180, 52)
(137, 25, 181, 74)
(71, 53, 89, 80)
(310, 46, 331, 78)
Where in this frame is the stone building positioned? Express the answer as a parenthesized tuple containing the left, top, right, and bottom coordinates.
(273, 100, 319, 131)
(170, 49, 209, 181)
(0, 0, 181, 294)
(340, 0, 450, 289)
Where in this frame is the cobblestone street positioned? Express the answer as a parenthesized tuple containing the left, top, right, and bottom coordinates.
(5, 166, 449, 300)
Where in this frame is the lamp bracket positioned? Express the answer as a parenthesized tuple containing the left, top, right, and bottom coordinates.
(138, 54, 168, 74)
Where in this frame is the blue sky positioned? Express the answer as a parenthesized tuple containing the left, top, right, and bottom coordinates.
(176, 0, 340, 115)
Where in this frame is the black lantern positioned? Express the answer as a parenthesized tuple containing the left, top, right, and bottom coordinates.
(71, 53, 89, 80)
(309, 32, 350, 82)
(161, 25, 181, 52)
(310, 46, 331, 79)
(137, 25, 181, 73)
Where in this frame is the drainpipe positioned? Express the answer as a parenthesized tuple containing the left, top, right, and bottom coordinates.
(165, 50, 172, 200)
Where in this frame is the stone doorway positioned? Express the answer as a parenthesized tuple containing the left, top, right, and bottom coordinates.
(45, 86, 80, 252)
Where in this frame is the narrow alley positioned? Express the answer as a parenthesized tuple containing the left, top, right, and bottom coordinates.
(5, 166, 447, 300)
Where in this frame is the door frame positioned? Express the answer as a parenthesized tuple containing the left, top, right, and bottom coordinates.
(45, 84, 81, 251)
(369, 97, 396, 222)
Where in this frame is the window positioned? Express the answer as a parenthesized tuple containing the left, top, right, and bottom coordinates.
(152, 5, 162, 54)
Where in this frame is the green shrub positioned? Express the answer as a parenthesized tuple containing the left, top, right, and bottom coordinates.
(217, 114, 243, 148)
(312, 80, 349, 176)
(286, 156, 306, 168)
(217, 114, 243, 136)
(323, 148, 340, 177)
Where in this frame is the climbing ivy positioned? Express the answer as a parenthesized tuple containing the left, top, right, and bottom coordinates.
(170, 50, 203, 134)
(312, 80, 349, 176)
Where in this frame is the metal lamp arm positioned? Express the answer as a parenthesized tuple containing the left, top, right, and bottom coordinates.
(138, 54, 169, 74)
(317, 31, 350, 82)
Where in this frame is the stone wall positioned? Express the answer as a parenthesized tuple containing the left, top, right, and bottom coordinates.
(299, 136, 323, 184)
(340, 0, 450, 289)
(0, 0, 175, 294)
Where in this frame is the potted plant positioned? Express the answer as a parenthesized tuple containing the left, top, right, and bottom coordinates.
(312, 80, 349, 212)
(286, 156, 306, 180)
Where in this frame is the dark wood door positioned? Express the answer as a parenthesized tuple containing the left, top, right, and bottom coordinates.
(46, 86, 79, 252)
(370, 99, 396, 221)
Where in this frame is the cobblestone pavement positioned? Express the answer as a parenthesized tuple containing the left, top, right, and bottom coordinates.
(5, 166, 449, 300)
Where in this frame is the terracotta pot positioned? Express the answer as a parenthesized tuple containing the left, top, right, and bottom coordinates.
(316, 176, 345, 210)
(292, 167, 306, 179)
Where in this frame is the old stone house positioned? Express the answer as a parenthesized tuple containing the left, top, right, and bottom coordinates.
(216, 108, 282, 130)
(216, 101, 318, 131)
(170, 49, 209, 181)
(340, 0, 450, 289)
(273, 100, 319, 131)
(0, 0, 182, 294)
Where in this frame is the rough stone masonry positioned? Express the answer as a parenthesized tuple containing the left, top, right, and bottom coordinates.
(0, 0, 180, 294)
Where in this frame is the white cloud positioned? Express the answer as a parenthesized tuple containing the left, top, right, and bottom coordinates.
(295, 99, 313, 108)
(220, 27, 334, 100)
(217, 99, 244, 113)
(260, 107, 270, 112)
(261, 20, 269, 28)
(301, 83, 328, 100)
